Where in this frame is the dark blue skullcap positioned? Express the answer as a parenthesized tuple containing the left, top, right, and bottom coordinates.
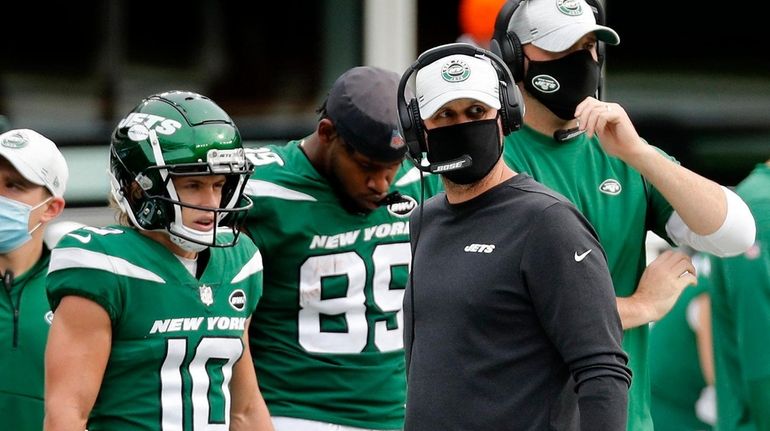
(326, 66, 407, 162)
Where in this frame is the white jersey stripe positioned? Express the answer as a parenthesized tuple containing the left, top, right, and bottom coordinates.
(245, 179, 316, 201)
(49, 247, 166, 283)
(231, 249, 263, 284)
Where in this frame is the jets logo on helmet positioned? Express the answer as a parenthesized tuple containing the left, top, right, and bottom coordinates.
(118, 113, 183, 137)
(109, 91, 254, 251)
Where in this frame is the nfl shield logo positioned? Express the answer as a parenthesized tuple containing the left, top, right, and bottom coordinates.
(199, 285, 214, 306)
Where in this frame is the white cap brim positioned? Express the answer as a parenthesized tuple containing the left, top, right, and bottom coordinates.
(0, 149, 47, 188)
(419, 90, 501, 120)
(533, 23, 620, 52)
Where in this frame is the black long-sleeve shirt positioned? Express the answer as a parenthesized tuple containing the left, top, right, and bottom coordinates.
(404, 174, 631, 431)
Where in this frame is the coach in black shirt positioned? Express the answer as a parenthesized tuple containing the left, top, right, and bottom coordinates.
(399, 43, 631, 431)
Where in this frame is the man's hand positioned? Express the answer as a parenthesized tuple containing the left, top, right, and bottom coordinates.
(617, 250, 697, 329)
(574, 97, 651, 163)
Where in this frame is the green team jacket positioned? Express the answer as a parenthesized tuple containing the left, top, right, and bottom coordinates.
(0, 247, 53, 431)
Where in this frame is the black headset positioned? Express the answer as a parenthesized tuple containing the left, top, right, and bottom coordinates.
(490, 0, 608, 99)
(397, 43, 524, 170)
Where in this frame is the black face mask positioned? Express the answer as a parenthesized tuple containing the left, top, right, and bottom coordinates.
(425, 118, 501, 185)
(524, 50, 600, 120)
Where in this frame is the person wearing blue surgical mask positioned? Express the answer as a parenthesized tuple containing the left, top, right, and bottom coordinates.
(0, 129, 69, 431)
(0, 194, 55, 252)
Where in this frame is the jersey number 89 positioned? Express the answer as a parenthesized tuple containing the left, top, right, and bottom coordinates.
(298, 242, 410, 354)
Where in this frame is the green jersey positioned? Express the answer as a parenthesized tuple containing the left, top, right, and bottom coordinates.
(650, 254, 712, 431)
(47, 225, 263, 431)
(504, 125, 675, 431)
(243, 141, 440, 429)
(710, 163, 770, 431)
(0, 248, 52, 431)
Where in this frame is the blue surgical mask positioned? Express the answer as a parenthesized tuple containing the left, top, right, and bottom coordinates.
(0, 195, 50, 253)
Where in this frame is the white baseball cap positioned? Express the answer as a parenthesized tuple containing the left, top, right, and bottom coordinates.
(0, 129, 68, 197)
(508, 0, 620, 53)
(416, 54, 501, 120)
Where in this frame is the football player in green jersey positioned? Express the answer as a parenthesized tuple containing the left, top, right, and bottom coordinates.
(243, 66, 440, 431)
(0, 129, 68, 431)
(491, 0, 756, 429)
(710, 161, 770, 431)
(45, 91, 274, 431)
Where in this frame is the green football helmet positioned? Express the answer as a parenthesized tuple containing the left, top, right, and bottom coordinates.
(109, 91, 254, 251)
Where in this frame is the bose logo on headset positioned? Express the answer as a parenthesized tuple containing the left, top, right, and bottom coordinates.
(489, 0, 609, 99)
(396, 43, 525, 173)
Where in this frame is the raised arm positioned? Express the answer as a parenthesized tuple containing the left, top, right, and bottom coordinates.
(576, 97, 755, 257)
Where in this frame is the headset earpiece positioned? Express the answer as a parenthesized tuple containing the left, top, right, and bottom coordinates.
(487, 56, 524, 135)
(408, 99, 426, 156)
(397, 63, 424, 163)
(584, 0, 607, 99)
(503, 31, 524, 82)
(497, 80, 523, 135)
(491, 0, 524, 82)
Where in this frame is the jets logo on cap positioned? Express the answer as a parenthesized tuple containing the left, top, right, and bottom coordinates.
(556, 0, 583, 16)
(557, 0, 583, 16)
(1, 131, 28, 149)
(441, 60, 471, 83)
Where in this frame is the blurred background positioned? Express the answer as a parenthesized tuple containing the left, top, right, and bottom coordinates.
(3, 0, 769, 225)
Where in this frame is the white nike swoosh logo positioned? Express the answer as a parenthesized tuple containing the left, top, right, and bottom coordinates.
(574, 249, 592, 262)
(67, 233, 92, 244)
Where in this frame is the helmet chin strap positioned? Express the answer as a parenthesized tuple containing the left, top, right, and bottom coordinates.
(168, 223, 212, 253)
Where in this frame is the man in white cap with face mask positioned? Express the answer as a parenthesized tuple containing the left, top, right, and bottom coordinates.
(0, 128, 69, 431)
(491, 1, 757, 429)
